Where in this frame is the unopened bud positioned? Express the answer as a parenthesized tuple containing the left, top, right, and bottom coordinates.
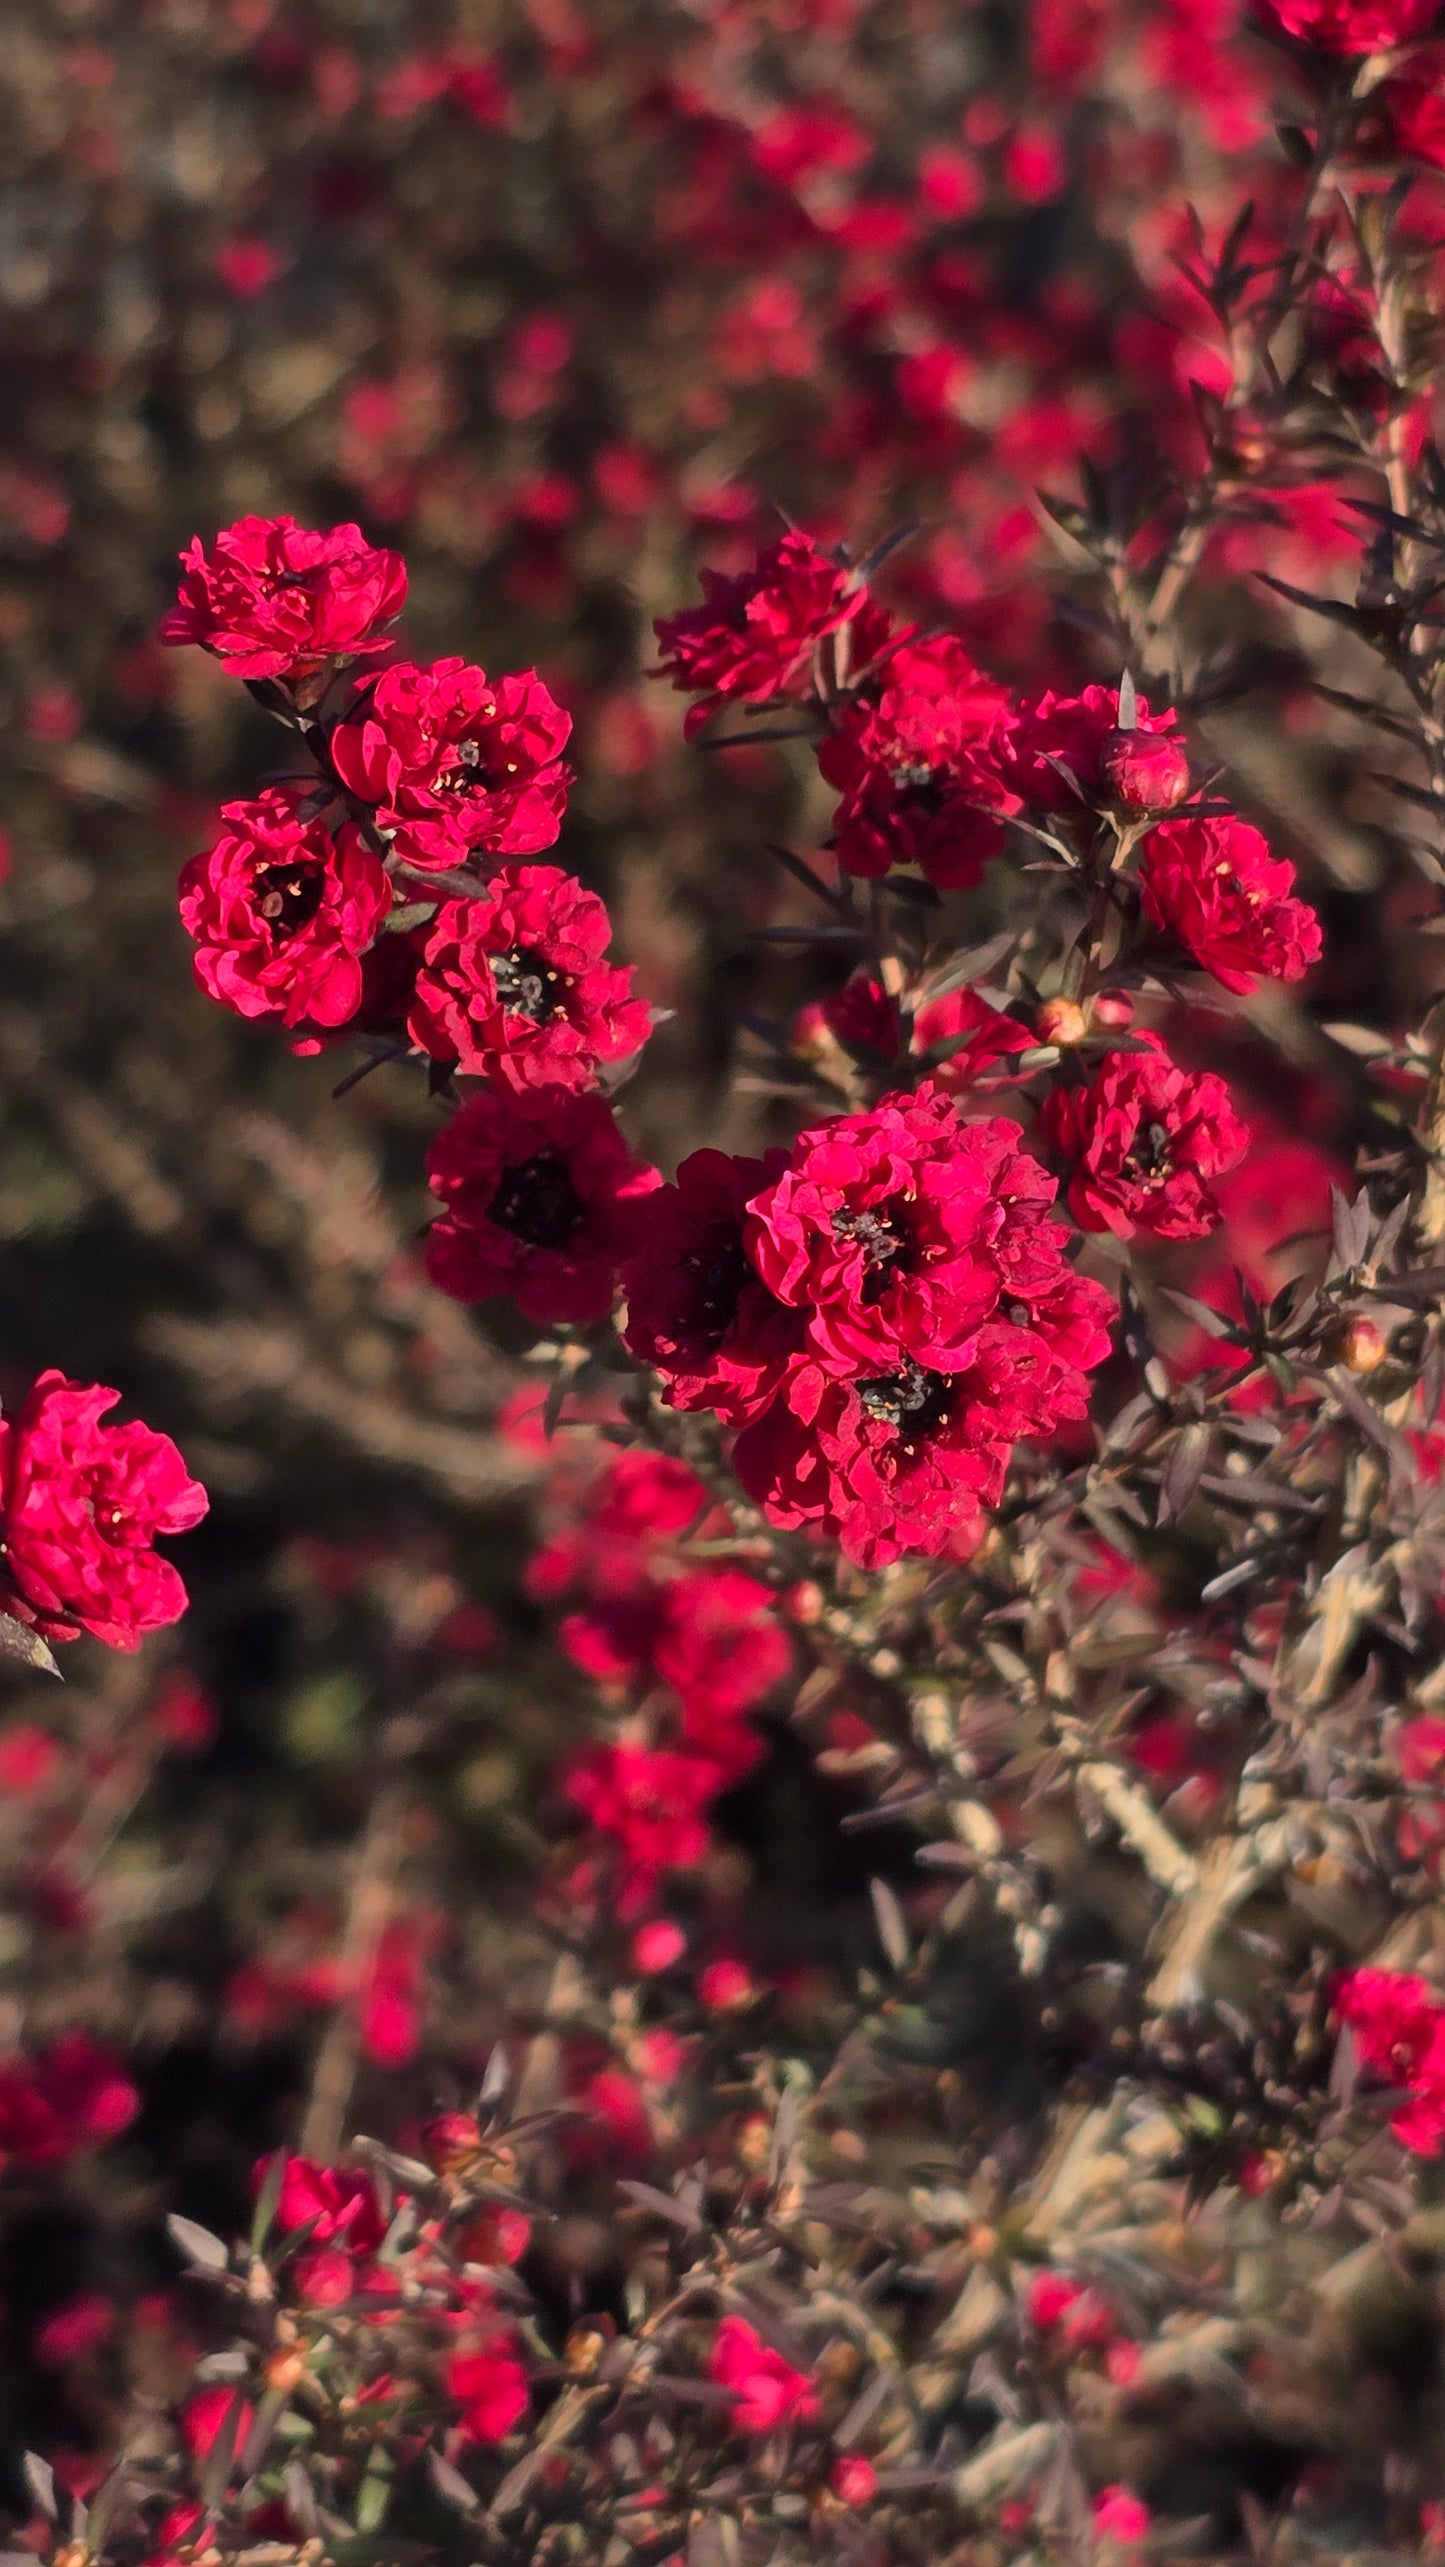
(1222, 422, 1271, 473)
(265, 2347, 307, 2395)
(1035, 996, 1088, 1048)
(783, 1578, 826, 1625)
(564, 2324, 609, 2379)
(735, 2113, 772, 2173)
(53, 2545, 91, 2567)
(1092, 988, 1134, 1030)
(828, 2453, 878, 2507)
(1098, 727, 1190, 812)
(1336, 1316, 1388, 1375)
(631, 1918, 686, 1974)
(698, 1958, 754, 2012)
(421, 2110, 482, 2173)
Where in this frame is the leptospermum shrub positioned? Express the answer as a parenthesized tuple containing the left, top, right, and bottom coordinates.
(24, 0, 1445, 2561)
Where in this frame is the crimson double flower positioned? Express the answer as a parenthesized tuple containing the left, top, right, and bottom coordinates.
(425, 1087, 659, 1326)
(1042, 1038, 1250, 1242)
(160, 515, 407, 681)
(653, 529, 890, 725)
(330, 656, 572, 871)
(179, 787, 392, 1032)
(818, 634, 1014, 890)
(408, 864, 651, 1089)
(1138, 814, 1322, 995)
(0, 1371, 209, 1651)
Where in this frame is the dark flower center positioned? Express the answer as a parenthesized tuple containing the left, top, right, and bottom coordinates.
(890, 758, 952, 816)
(487, 1151, 585, 1250)
(491, 946, 572, 1022)
(442, 733, 498, 787)
(855, 1358, 955, 1445)
(682, 1227, 751, 1340)
(832, 1201, 909, 1300)
(1127, 1119, 1173, 1182)
(254, 862, 326, 938)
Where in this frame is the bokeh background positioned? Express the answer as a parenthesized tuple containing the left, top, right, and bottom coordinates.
(0, 0, 1425, 2495)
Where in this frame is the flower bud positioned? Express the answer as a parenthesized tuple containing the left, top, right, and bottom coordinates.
(1092, 988, 1135, 1030)
(631, 1918, 686, 1974)
(1035, 996, 1089, 1048)
(265, 2347, 307, 2395)
(783, 1577, 826, 1625)
(421, 2111, 482, 2173)
(564, 2323, 609, 2379)
(828, 2453, 878, 2506)
(699, 1957, 754, 2012)
(1336, 1316, 1388, 1374)
(735, 2112, 773, 2172)
(1098, 728, 1190, 811)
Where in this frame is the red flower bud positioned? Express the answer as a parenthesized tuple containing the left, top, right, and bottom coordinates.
(828, 2454, 878, 2506)
(1098, 727, 1191, 811)
(1036, 996, 1089, 1047)
(631, 1919, 686, 1973)
(421, 2111, 483, 2172)
(1336, 1316, 1388, 1374)
(1092, 989, 1135, 1030)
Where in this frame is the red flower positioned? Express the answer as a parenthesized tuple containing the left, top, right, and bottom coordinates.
(707, 2315, 820, 2434)
(829, 2454, 878, 2506)
(1138, 815, 1322, 995)
(141, 2500, 207, 2567)
(0, 2033, 138, 2168)
(651, 1569, 790, 1724)
(564, 1741, 717, 1909)
(292, 2248, 356, 2307)
(424, 1088, 659, 1326)
(816, 974, 903, 1061)
(1335, 1967, 1445, 2153)
(330, 657, 572, 870)
(732, 1304, 1109, 1571)
(911, 984, 1034, 1090)
(0, 1371, 208, 1650)
(1092, 2486, 1152, 2547)
(1041, 1039, 1249, 1242)
(274, 2154, 387, 2256)
(745, 1085, 1085, 1377)
(818, 634, 1013, 889)
(408, 866, 650, 1087)
(180, 2387, 255, 2463)
(998, 683, 1183, 812)
(621, 1146, 805, 1421)
(160, 516, 406, 680)
(654, 531, 887, 714)
(179, 788, 392, 1031)
(1258, 0, 1438, 48)
(35, 2293, 115, 2366)
(448, 2338, 529, 2443)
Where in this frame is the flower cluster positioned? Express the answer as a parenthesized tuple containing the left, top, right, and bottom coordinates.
(526, 1444, 790, 1909)
(657, 553, 1322, 1010)
(624, 1087, 1114, 1568)
(165, 518, 648, 1094)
